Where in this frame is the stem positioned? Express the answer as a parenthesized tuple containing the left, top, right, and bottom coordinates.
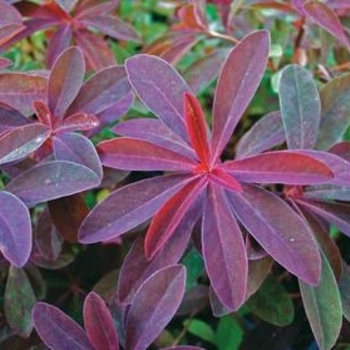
(206, 29, 239, 44)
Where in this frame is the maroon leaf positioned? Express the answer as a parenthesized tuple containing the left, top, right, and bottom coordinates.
(0, 123, 50, 165)
(48, 46, 85, 118)
(228, 185, 321, 286)
(224, 151, 333, 184)
(33, 302, 94, 350)
(202, 185, 247, 310)
(212, 30, 269, 160)
(79, 174, 194, 243)
(98, 137, 197, 171)
(53, 133, 102, 178)
(7, 161, 100, 207)
(125, 54, 191, 142)
(0, 191, 31, 267)
(125, 265, 186, 350)
(83, 292, 119, 350)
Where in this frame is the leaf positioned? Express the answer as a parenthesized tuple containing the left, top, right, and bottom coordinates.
(33, 302, 94, 350)
(224, 151, 333, 184)
(48, 46, 85, 118)
(67, 65, 132, 116)
(316, 73, 350, 149)
(0, 1, 24, 46)
(235, 111, 285, 159)
(279, 64, 321, 149)
(7, 161, 100, 207)
(202, 185, 247, 310)
(48, 193, 88, 242)
(5, 267, 36, 337)
(212, 30, 270, 160)
(98, 137, 197, 171)
(339, 261, 350, 322)
(228, 185, 321, 286)
(55, 113, 100, 133)
(246, 276, 294, 326)
(53, 132, 102, 179)
(55, 0, 78, 12)
(183, 319, 215, 344)
(0, 191, 31, 267)
(125, 265, 186, 350)
(215, 315, 243, 350)
(0, 72, 47, 116)
(303, 1, 350, 48)
(83, 292, 119, 350)
(0, 103, 28, 133)
(181, 248, 204, 289)
(79, 14, 140, 42)
(145, 178, 206, 259)
(126, 54, 191, 142)
(79, 174, 194, 243)
(299, 253, 342, 350)
(0, 123, 50, 165)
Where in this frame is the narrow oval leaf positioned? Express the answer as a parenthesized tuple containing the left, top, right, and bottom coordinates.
(212, 30, 270, 160)
(98, 137, 197, 171)
(7, 161, 100, 207)
(317, 73, 350, 149)
(79, 174, 194, 243)
(339, 261, 350, 322)
(125, 265, 186, 350)
(228, 185, 321, 285)
(53, 132, 102, 179)
(0, 123, 50, 165)
(33, 302, 94, 350)
(48, 46, 85, 118)
(0, 72, 47, 116)
(0, 103, 28, 133)
(279, 64, 321, 149)
(83, 292, 119, 350)
(299, 253, 342, 350)
(55, 113, 100, 133)
(5, 266, 36, 337)
(303, 1, 350, 48)
(235, 111, 285, 159)
(224, 151, 333, 184)
(0, 191, 31, 267)
(126, 54, 191, 142)
(202, 185, 248, 311)
(67, 65, 132, 116)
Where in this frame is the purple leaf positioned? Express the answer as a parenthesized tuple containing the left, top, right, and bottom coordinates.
(5, 266, 36, 337)
(33, 302, 94, 350)
(79, 14, 140, 42)
(224, 151, 333, 184)
(67, 65, 132, 116)
(0, 123, 50, 165)
(112, 119, 195, 159)
(228, 185, 321, 285)
(297, 199, 350, 238)
(55, 113, 100, 133)
(125, 265, 186, 350)
(53, 132, 102, 179)
(202, 185, 247, 310)
(125, 54, 191, 142)
(0, 103, 28, 134)
(118, 200, 200, 304)
(98, 137, 197, 171)
(48, 46, 85, 118)
(299, 253, 342, 350)
(212, 30, 269, 160)
(7, 161, 100, 207)
(83, 292, 119, 350)
(79, 174, 194, 243)
(317, 73, 350, 149)
(0, 1, 24, 46)
(55, 0, 78, 13)
(303, 1, 350, 48)
(235, 111, 285, 159)
(279, 64, 320, 149)
(0, 72, 47, 116)
(0, 191, 31, 267)
(0, 57, 12, 70)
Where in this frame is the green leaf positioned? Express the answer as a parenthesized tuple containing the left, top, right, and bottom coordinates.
(183, 318, 215, 344)
(215, 315, 243, 350)
(5, 266, 36, 337)
(338, 260, 350, 322)
(246, 275, 294, 326)
(299, 253, 342, 350)
(181, 247, 204, 289)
